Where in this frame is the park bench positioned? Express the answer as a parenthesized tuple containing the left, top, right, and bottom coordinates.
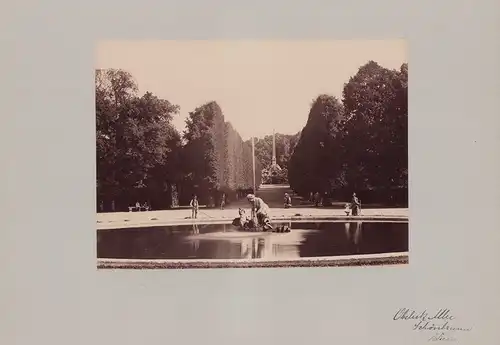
(128, 205, 150, 212)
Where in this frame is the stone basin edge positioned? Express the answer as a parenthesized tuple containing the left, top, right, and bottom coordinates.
(97, 215, 409, 230)
(97, 252, 409, 269)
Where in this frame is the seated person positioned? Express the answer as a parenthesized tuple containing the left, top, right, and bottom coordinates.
(284, 193, 292, 208)
(232, 208, 252, 229)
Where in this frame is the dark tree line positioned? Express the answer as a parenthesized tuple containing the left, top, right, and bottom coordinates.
(288, 61, 408, 205)
(96, 69, 261, 212)
(179, 101, 262, 206)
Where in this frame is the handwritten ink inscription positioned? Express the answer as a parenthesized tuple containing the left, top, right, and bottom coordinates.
(393, 308, 472, 342)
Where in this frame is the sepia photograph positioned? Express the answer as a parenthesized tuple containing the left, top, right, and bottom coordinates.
(95, 40, 409, 269)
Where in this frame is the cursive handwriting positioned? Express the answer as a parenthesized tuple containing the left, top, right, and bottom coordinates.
(393, 308, 472, 342)
(393, 308, 455, 322)
(413, 320, 472, 332)
(429, 333, 457, 342)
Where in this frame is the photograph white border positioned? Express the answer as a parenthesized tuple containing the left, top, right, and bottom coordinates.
(2, 0, 499, 344)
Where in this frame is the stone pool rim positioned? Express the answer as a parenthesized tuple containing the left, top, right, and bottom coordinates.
(97, 215, 409, 230)
(97, 252, 409, 269)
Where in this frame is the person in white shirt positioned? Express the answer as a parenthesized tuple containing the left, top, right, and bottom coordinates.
(189, 195, 199, 219)
(344, 203, 351, 216)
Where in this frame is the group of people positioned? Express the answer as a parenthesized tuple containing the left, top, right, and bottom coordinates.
(309, 191, 331, 207)
(189, 193, 273, 228)
(128, 201, 150, 212)
(207, 193, 226, 210)
(190, 193, 227, 219)
(232, 194, 274, 231)
(189, 191, 362, 221)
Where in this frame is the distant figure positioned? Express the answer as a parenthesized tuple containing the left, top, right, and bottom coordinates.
(309, 192, 314, 203)
(284, 193, 292, 208)
(344, 203, 351, 216)
(351, 193, 361, 216)
(190, 195, 199, 219)
(274, 223, 291, 233)
(220, 193, 226, 210)
(314, 192, 321, 207)
(208, 195, 214, 208)
(323, 192, 330, 206)
(247, 194, 273, 231)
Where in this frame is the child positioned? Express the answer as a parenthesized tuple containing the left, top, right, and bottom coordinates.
(344, 203, 351, 216)
(190, 195, 199, 219)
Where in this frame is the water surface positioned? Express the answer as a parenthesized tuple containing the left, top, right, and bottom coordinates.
(97, 221, 408, 260)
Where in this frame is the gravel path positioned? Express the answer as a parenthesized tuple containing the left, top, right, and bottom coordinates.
(97, 207, 409, 229)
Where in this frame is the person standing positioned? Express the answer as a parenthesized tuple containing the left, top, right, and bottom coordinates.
(190, 195, 199, 219)
(220, 193, 226, 210)
(351, 193, 361, 216)
(314, 192, 321, 207)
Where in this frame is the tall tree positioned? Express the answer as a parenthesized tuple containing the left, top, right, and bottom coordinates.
(181, 101, 262, 204)
(95, 69, 181, 210)
(96, 69, 140, 205)
(340, 61, 408, 190)
(289, 95, 344, 195)
(181, 101, 224, 203)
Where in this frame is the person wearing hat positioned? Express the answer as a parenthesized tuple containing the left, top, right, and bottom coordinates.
(246, 194, 272, 230)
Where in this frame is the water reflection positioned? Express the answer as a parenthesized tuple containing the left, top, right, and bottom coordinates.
(97, 221, 408, 260)
(191, 224, 200, 253)
(344, 221, 363, 254)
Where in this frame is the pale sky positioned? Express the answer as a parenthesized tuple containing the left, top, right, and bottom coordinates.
(96, 40, 407, 140)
